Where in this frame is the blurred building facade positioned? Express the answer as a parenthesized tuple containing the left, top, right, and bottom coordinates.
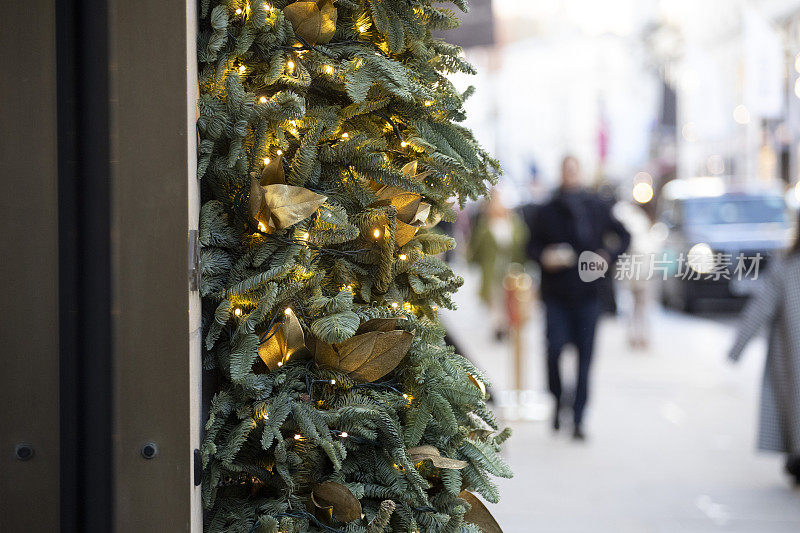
(453, 0, 800, 206)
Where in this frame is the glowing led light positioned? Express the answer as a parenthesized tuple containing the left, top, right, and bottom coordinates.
(340, 432, 348, 438)
(262, 157, 271, 165)
(238, 64, 246, 74)
(733, 104, 750, 125)
(276, 149, 283, 155)
(372, 228, 381, 239)
(300, 232, 309, 241)
(259, 96, 267, 103)
(284, 307, 293, 315)
(358, 24, 369, 33)
(687, 243, 715, 274)
(264, 3, 271, 10)
(277, 361, 283, 367)
(330, 379, 336, 385)
(235, 8, 243, 14)
(402, 394, 408, 399)
(323, 65, 334, 75)
(391, 302, 399, 309)
(286, 60, 295, 71)
(234, 308, 242, 316)
(424, 100, 433, 106)
(681, 122, 698, 142)
(258, 222, 267, 232)
(400, 141, 408, 147)
(341, 132, 349, 139)
(632, 182, 654, 204)
(399, 254, 407, 260)
(263, 412, 269, 420)
(294, 434, 301, 440)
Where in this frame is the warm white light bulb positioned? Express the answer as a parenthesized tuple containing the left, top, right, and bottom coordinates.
(276, 149, 283, 155)
(341, 132, 349, 139)
(263, 157, 271, 165)
(340, 432, 348, 438)
(294, 434, 301, 440)
(235, 8, 243, 14)
(284, 307, 292, 315)
(259, 96, 267, 103)
(391, 302, 399, 309)
(323, 65, 334, 75)
(258, 222, 267, 232)
(286, 60, 295, 71)
(400, 141, 408, 147)
(372, 228, 380, 238)
(330, 379, 336, 385)
(399, 254, 407, 261)
(234, 308, 242, 316)
(238, 64, 246, 74)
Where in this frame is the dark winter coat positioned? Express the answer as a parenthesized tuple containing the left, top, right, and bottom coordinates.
(526, 189, 630, 303)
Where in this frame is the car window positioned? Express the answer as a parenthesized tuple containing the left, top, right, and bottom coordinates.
(682, 196, 786, 225)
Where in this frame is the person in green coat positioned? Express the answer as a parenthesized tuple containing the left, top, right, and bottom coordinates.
(468, 189, 529, 340)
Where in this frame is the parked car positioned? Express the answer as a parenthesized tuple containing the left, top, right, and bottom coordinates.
(657, 177, 793, 312)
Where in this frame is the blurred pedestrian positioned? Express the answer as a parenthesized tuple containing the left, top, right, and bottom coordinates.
(528, 156, 630, 440)
(468, 189, 528, 342)
(613, 201, 656, 350)
(728, 218, 800, 485)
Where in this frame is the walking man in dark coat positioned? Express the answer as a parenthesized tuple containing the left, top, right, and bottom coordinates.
(527, 156, 630, 439)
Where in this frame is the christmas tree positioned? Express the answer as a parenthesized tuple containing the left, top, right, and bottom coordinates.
(198, 1, 511, 531)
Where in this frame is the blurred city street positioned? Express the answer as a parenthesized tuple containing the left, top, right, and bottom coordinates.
(443, 265, 800, 533)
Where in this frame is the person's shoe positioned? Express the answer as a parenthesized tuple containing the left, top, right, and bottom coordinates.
(572, 427, 586, 441)
(785, 455, 800, 485)
(551, 402, 561, 432)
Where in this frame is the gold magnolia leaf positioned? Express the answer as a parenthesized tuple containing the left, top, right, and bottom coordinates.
(410, 202, 431, 226)
(400, 160, 432, 181)
(284, 0, 338, 45)
(312, 481, 362, 523)
(317, 0, 338, 44)
(460, 491, 503, 533)
(257, 309, 308, 370)
(395, 220, 418, 247)
(468, 373, 487, 397)
(284, 1, 322, 44)
(313, 328, 414, 382)
(356, 317, 400, 334)
(251, 182, 327, 231)
(259, 154, 285, 186)
(408, 445, 467, 469)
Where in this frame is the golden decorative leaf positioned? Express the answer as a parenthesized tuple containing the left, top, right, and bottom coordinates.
(313, 328, 414, 382)
(460, 491, 503, 533)
(312, 481, 362, 523)
(250, 180, 327, 231)
(257, 310, 308, 370)
(284, 1, 322, 44)
(408, 445, 467, 469)
(395, 220, 418, 247)
(283, 0, 337, 45)
(468, 373, 486, 397)
(317, 0, 338, 44)
(259, 154, 285, 186)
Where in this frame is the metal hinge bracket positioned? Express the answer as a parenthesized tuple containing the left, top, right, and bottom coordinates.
(189, 229, 201, 291)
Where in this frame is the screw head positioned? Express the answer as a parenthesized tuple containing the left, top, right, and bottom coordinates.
(141, 442, 158, 459)
(14, 443, 34, 461)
